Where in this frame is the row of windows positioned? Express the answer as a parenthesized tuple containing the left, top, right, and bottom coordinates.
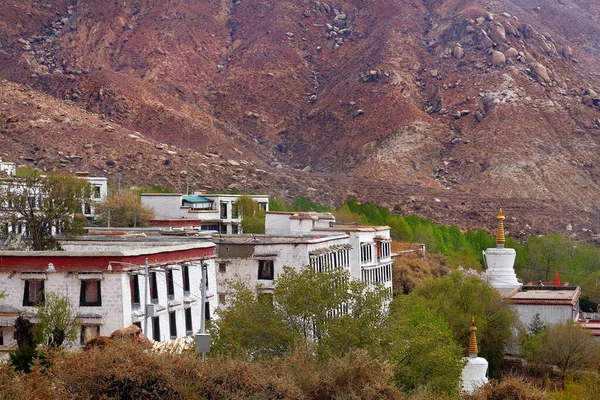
(23, 279, 101, 307)
(130, 265, 193, 305)
(151, 305, 206, 341)
(361, 263, 393, 285)
(361, 242, 392, 265)
(309, 249, 351, 273)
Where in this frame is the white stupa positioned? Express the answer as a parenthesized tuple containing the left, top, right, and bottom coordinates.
(461, 318, 489, 394)
(483, 209, 521, 293)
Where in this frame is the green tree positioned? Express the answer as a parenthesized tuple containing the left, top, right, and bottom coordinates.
(34, 292, 80, 348)
(522, 321, 600, 387)
(410, 271, 516, 377)
(386, 215, 412, 241)
(96, 189, 155, 227)
(450, 243, 482, 270)
(386, 296, 465, 394)
(0, 172, 91, 250)
(212, 282, 298, 360)
(233, 195, 265, 233)
(274, 266, 388, 359)
(527, 233, 573, 281)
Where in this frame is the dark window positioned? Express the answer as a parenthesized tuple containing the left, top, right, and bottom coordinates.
(220, 224, 227, 234)
(80, 280, 101, 306)
(232, 224, 239, 234)
(167, 270, 175, 299)
(258, 202, 267, 211)
(220, 202, 227, 219)
(218, 263, 227, 273)
(0, 329, 3, 345)
(130, 275, 140, 305)
(93, 186, 101, 199)
(185, 308, 192, 335)
(205, 302, 211, 321)
(149, 271, 158, 303)
(258, 260, 274, 280)
(169, 311, 177, 339)
(182, 266, 190, 293)
(84, 202, 91, 215)
(23, 280, 45, 306)
(80, 325, 100, 345)
(152, 316, 161, 341)
(133, 321, 141, 329)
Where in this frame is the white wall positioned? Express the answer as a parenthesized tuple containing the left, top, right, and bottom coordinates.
(141, 195, 186, 219)
(216, 236, 350, 304)
(514, 303, 577, 329)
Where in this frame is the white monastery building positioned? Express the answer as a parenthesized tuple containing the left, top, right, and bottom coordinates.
(0, 240, 216, 356)
(141, 193, 269, 234)
(215, 211, 393, 304)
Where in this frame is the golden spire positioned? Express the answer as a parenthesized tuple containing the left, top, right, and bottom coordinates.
(496, 208, 505, 247)
(469, 317, 478, 356)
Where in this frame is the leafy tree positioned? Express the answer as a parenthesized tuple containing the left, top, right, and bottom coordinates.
(522, 321, 600, 387)
(212, 282, 298, 360)
(34, 292, 80, 348)
(450, 243, 482, 270)
(233, 195, 265, 234)
(386, 215, 412, 241)
(268, 197, 287, 212)
(10, 316, 42, 373)
(410, 271, 516, 377)
(96, 189, 154, 227)
(274, 266, 388, 359)
(334, 204, 364, 225)
(0, 172, 91, 250)
(527, 233, 573, 281)
(386, 296, 465, 394)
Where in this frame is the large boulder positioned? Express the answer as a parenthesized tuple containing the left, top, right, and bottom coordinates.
(491, 50, 505, 66)
(532, 62, 550, 82)
(453, 43, 465, 59)
(504, 47, 519, 58)
(490, 22, 506, 44)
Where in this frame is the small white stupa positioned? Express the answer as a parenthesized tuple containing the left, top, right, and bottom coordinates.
(483, 209, 521, 293)
(461, 318, 489, 394)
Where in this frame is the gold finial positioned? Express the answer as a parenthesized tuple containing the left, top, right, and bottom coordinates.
(496, 208, 505, 246)
(469, 317, 478, 356)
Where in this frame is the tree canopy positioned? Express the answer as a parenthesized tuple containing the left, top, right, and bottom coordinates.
(233, 195, 265, 234)
(0, 172, 90, 250)
(96, 189, 155, 227)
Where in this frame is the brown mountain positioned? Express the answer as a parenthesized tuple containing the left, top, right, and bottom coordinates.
(1, 0, 600, 237)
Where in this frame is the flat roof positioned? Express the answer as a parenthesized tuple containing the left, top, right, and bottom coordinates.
(508, 286, 580, 305)
(0, 241, 215, 272)
(211, 233, 349, 245)
(313, 225, 391, 232)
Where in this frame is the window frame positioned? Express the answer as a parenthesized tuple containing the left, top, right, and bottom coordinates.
(258, 260, 274, 280)
(185, 307, 193, 335)
(130, 275, 140, 306)
(23, 280, 45, 306)
(79, 280, 102, 307)
(169, 311, 177, 339)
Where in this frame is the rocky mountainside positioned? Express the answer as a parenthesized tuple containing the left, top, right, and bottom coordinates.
(1, 0, 600, 237)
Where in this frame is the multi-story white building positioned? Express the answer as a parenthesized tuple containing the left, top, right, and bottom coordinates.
(214, 233, 351, 305)
(0, 240, 216, 356)
(141, 193, 269, 234)
(214, 211, 393, 304)
(77, 172, 108, 219)
(265, 211, 393, 292)
(0, 160, 16, 177)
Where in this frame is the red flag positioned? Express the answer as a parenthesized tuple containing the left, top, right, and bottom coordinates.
(555, 270, 561, 287)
